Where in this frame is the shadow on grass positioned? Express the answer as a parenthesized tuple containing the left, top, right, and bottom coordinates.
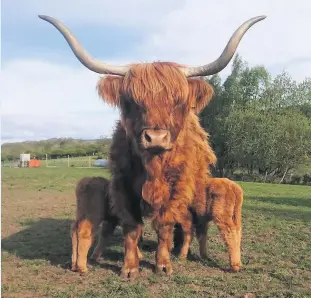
(1, 217, 156, 273)
(187, 252, 221, 269)
(2, 218, 73, 266)
(247, 196, 311, 209)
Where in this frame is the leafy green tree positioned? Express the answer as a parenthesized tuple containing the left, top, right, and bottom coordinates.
(225, 107, 311, 179)
(200, 54, 311, 179)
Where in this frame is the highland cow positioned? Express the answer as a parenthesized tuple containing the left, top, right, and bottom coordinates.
(174, 178, 244, 272)
(39, 15, 265, 280)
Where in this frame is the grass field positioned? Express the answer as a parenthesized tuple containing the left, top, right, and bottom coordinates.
(1, 167, 311, 298)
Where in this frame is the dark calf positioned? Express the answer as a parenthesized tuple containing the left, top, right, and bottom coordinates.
(71, 176, 143, 273)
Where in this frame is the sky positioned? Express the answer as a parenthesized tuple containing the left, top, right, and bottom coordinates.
(2, 0, 311, 144)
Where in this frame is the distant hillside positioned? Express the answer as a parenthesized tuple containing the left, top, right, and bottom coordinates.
(1, 137, 112, 161)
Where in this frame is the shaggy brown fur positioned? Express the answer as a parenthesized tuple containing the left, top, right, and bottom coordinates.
(71, 177, 119, 273)
(174, 178, 244, 272)
(97, 62, 217, 279)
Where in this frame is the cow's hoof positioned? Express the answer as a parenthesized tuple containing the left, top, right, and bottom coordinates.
(71, 263, 88, 274)
(156, 263, 173, 275)
(120, 267, 139, 281)
(77, 267, 88, 274)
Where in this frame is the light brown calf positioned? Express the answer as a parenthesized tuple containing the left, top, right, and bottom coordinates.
(175, 178, 244, 272)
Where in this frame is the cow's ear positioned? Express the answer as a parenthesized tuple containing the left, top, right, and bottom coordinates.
(187, 79, 214, 114)
(97, 76, 123, 107)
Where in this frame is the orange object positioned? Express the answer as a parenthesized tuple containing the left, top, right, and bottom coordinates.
(29, 159, 41, 168)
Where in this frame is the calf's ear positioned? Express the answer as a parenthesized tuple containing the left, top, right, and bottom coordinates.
(97, 76, 123, 107)
(187, 79, 214, 114)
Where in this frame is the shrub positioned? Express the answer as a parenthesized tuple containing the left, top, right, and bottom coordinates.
(302, 174, 311, 185)
(290, 175, 302, 185)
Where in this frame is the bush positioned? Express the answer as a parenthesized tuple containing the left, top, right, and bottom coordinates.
(231, 173, 263, 182)
(302, 174, 311, 185)
(290, 175, 302, 185)
(232, 173, 243, 181)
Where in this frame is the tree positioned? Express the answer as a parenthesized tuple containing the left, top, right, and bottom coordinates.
(200, 54, 311, 179)
(225, 107, 311, 179)
(200, 54, 272, 176)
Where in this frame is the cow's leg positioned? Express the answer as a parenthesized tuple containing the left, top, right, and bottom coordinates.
(154, 222, 174, 275)
(214, 218, 241, 272)
(195, 216, 209, 259)
(90, 220, 118, 261)
(121, 224, 143, 281)
(71, 219, 94, 273)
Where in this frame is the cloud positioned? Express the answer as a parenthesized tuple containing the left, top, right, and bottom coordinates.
(1, 59, 120, 143)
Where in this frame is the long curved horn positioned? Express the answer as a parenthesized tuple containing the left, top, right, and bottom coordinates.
(181, 16, 266, 77)
(38, 15, 130, 76)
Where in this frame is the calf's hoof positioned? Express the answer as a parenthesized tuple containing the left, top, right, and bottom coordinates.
(231, 264, 241, 272)
(137, 248, 143, 260)
(90, 253, 101, 262)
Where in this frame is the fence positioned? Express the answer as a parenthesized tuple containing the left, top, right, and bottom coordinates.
(2, 155, 107, 169)
(44, 155, 95, 168)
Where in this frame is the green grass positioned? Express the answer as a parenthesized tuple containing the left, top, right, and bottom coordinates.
(2, 167, 110, 192)
(2, 168, 311, 298)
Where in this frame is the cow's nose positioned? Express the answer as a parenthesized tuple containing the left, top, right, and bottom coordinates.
(142, 129, 170, 148)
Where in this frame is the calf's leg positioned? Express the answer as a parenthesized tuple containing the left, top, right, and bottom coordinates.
(90, 220, 118, 261)
(214, 218, 241, 272)
(178, 218, 194, 260)
(71, 219, 94, 273)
